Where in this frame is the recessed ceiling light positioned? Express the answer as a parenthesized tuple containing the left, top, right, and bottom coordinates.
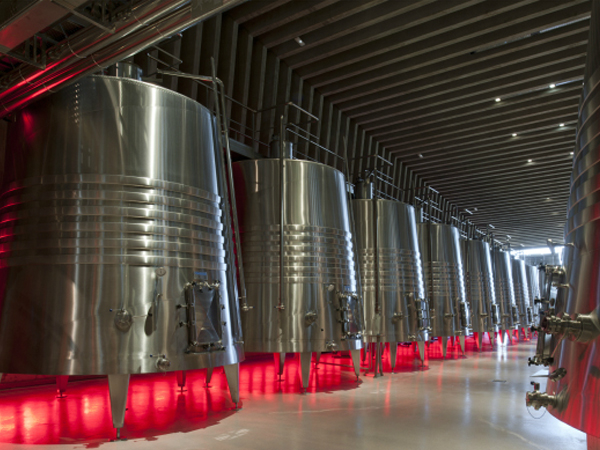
(418, 153, 424, 158)
(294, 37, 306, 47)
(560, 123, 565, 127)
(549, 83, 556, 88)
(512, 133, 517, 137)
(570, 151, 574, 155)
(528, 159, 533, 163)
(495, 98, 501, 102)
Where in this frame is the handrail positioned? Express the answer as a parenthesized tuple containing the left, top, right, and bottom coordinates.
(258, 101, 319, 121)
(285, 128, 344, 160)
(156, 68, 268, 152)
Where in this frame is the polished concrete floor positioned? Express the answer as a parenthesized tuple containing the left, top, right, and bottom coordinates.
(0, 336, 587, 449)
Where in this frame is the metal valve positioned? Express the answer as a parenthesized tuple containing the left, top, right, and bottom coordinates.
(526, 381, 558, 411)
(156, 356, 171, 371)
(326, 340, 338, 351)
(114, 309, 133, 332)
(240, 296, 254, 312)
(392, 312, 404, 322)
(542, 311, 600, 343)
(305, 310, 318, 326)
(527, 355, 554, 367)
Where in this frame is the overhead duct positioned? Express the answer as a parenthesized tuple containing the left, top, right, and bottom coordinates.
(0, 0, 247, 117)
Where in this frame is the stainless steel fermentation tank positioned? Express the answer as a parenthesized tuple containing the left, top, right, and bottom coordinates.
(0, 76, 244, 436)
(511, 258, 533, 337)
(417, 223, 469, 357)
(526, 3, 600, 444)
(526, 264, 541, 325)
(353, 191, 429, 370)
(234, 157, 363, 389)
(491, 247, 519, 343)
(461, 239, 499, 350)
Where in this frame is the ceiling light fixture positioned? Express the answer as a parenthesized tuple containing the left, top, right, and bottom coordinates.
(528, 159, 533, 163)
(560, 123, 565, 127)
(418, 153, 424, 158)
(512, 133, 517, 137)
(549, 83, 556, 88)
(294, 37, 305, 47)
(570, 151, 574, 155)
(495, 98, 501, 102)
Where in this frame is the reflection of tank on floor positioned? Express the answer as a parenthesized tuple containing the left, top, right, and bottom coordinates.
(234, 128, 364, 390)
(0, 70, 244, 438)
(418, 220, 470, 359)
(461, 234, 500, 351)
(352, 171, 429, 373)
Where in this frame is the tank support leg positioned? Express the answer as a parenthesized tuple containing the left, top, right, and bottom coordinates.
(0, 373, 2, 382)
(350, 349, 361, 380)
(417, 341, 425, 365)
(361, 347, 367, 363)
(275, 353, 286, 380)
(176, 370, 186, 392)
(314, 352, 321, 368)
(56, 375, 69, 398)
(506, 330, 513, 345)
(441, 337, 448, 359)
(450, 336, 455, 347)
(489, 332, 495, 347)
(299, 352, 312, 392)
(205, 367, 214, 387)
(389, 342, 397, 373)
(459, 335, 466, 355)
(499, 329, 504, 345)
(108, 374, 130, 441)
(477, 332, 483, 351)
(375, 341, 383, 377)
(224, 363, 240, 410)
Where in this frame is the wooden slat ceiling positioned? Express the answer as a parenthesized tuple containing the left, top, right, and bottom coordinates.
(226, 0, 591, 247)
